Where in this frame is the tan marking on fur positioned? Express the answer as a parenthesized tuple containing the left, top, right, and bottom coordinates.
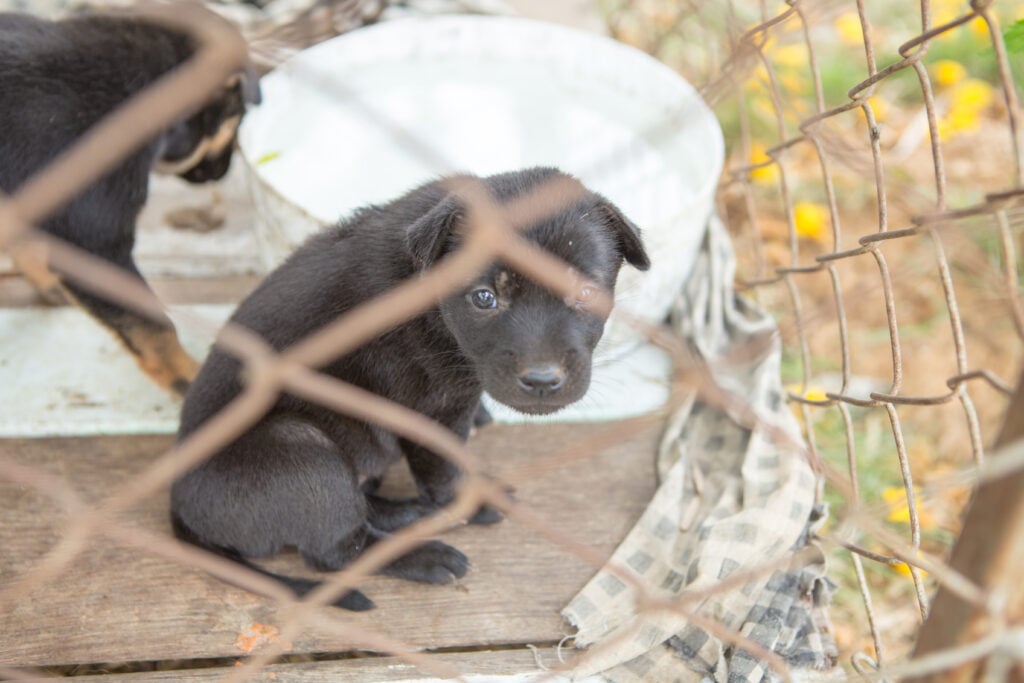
(205, 114, 242, 156)
(12, 242, 197, 396)
(118, 323, 199, 396)
(493, 270, 515, 311)
(11, 241, 66, 304)
(64, 286, 197, 397)
(154, 146, 205, 176)
(153, 114, 241, 176)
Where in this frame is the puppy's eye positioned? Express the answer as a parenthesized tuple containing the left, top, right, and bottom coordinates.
(470, 288, 498, 310)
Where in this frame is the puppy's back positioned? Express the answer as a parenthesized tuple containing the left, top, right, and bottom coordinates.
(0, 13, 193, 185)
(179, 179, 456, 436)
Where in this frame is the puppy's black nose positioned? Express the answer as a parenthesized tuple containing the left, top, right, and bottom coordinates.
(516, 364, 566, 394)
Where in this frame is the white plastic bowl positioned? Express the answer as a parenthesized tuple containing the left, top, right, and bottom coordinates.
(238, 15, 723, 420)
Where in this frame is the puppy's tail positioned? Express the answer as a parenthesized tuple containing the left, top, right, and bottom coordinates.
(170, 514, 374, 611)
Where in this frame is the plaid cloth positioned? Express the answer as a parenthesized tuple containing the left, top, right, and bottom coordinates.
(563, 215, 837, 682)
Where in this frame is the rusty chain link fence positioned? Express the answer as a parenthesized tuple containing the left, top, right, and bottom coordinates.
(1, 0, 1023, 680)
(604, 0, 1024, 677)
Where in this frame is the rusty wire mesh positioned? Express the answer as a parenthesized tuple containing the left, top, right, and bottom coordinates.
(606, 0, 1024, 676)
(0, 0, 1023, 680)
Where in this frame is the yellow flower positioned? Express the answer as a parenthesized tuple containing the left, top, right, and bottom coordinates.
(748, 142, 779, 184)
(932, 0, 962, 27)
(779, 72, 804, 95)
(858, 95, 888, 124)
(805, 387, 828, 402)
(882, 486, 935, 528)
(892, 561, 929, 579)
(750, 95, 778, 122)
(834, 13, 863, 45)
(786, 385, 829, 402)
(931, 59, 967, 89)
(771, 43, 806, 69)
(793, 201, 829, 242)
(937, 78, 995, 140)
(969, 16, 989, 40)
(785, 384, 829, 424)
(951, 78, 994, 111)
(867, 95, 888, 122)
(744, 64, 770, 93)
(947, 105, 982, 132)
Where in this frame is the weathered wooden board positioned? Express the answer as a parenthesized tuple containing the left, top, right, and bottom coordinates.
(0, 419, 661, 669)
(0, 274, 261, 308)
(70, 648, 569, 681)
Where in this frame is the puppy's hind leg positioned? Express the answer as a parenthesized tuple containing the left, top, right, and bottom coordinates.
(64, 258, 198, 397)
(294, 434, 470, 587)
(171, 514, 374, 611)
(10, 239, 68, 305)
(173, 415, 376, 610)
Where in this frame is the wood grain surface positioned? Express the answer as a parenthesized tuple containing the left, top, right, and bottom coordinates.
(70, 648, 561, 681)
(0, 418, 661, 670)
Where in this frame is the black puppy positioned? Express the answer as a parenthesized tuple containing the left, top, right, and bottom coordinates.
(172, 168, 650, 610)
(0, 11, 257, 396)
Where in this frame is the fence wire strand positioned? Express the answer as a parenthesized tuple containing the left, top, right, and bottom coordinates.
(609, 0, 1024, 676)
(1, 0, 1023, 680)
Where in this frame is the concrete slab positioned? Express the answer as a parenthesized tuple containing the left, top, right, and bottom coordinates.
(0, 304, 229, 437)
(0, 302, 669, 437)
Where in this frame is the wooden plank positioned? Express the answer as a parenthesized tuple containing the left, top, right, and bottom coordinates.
(67, 648, 567, 681)
(0, 274, 260, 308)
(0, 419, 660, 668)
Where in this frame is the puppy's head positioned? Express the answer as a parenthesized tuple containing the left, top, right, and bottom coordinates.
(156, 68, 261, 183)
(407, 168, 650, 415)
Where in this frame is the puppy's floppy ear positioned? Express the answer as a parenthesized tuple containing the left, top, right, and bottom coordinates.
(596, 200, 651, 271)
(242, 63, 262, 105)
(227, 66, 262, 106)
(406, 195, 463, 270)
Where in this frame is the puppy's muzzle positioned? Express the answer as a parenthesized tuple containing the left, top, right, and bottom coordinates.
(516, 364, 566, 397)
(154, 114, 241, 180)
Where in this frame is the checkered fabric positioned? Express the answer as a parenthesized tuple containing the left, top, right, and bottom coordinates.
(563, 216, 837, 682)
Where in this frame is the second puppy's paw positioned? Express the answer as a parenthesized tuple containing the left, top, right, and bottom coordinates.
(381, 540, 470, 584)
(334, 588, 376, 611)
(467, 504, 503, 525)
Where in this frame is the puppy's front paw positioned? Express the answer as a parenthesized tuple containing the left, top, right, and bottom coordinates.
(382, 540, 470, 584)
(467, 481, 515, 525)
(334, 589, 375, 611)
(468, 504, 503, 525)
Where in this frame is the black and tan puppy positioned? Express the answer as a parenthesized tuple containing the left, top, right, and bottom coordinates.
(172, 168, 650, 610)
(0, 11, 257, 396)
